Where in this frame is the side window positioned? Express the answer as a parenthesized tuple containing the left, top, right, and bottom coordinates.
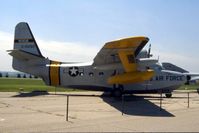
(79, 72, 84, 76)
(99, 72, 104, 76)
(79, 68, 84, 76)
(89, 72, 94, 77)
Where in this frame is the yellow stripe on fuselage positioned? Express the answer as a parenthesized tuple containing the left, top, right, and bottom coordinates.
(50, 61, 60, 86)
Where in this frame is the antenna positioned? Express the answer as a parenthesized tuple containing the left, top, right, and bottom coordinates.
(147, 44, 152, 58)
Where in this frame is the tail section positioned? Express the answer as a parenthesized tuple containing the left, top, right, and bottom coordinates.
(8, 22, 48, 78)
(8, 22, 61, 86)
(13, 22, 43, 57)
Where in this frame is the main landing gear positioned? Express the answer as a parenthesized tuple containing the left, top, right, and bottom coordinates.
(111, 84, 124, 97)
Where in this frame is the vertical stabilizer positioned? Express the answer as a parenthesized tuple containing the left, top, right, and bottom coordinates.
(10, 22, 46, 75)
(14, 22, 43, 57)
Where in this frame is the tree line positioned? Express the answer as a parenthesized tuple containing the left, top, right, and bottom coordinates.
(0, 72, 38, 79)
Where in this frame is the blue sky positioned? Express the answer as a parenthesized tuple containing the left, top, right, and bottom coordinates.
(0, 0, 199, 72)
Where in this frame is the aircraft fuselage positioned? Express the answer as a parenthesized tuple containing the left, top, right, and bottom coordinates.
(40, 60, 187, 93)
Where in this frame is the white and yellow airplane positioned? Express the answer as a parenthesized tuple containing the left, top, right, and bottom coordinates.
(8, 22, 198, 97)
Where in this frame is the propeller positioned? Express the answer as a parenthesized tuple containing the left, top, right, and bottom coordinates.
(147, 44, 153, 58)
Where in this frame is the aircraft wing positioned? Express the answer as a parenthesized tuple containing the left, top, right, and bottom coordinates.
(92, 36, 154, 84)
(93, 36, 149, 71)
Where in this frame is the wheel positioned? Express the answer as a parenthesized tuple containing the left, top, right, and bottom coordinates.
(165, 93, 172, 98)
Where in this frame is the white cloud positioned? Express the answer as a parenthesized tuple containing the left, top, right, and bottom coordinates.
(0, 31, 99, 71)
(0, 31, 13, 71)
(0, 30, 198, 73)
(37, 39, 99, 62)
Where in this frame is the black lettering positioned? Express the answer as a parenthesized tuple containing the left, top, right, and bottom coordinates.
(21, 45, 35, 49)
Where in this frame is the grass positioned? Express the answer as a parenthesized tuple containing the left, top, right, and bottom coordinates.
(178, 84, 199, 90)
(0, 78, 77, 92)
(0, 78, 198, 92)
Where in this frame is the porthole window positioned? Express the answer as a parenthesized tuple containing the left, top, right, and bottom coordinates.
(99, 72, 104, 76)
(89, 72, 94, 76)
(79, 72, 84, 76)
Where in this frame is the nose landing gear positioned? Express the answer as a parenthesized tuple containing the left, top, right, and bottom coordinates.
(165, 93, 172, 98)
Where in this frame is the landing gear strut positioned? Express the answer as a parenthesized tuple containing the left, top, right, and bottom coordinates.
(111, 84, 124, 97)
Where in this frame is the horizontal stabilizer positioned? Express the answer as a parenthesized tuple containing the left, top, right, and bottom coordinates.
(7, 49, 44, 61)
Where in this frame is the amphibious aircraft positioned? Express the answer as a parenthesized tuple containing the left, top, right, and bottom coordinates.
(8, 22, 198, 98)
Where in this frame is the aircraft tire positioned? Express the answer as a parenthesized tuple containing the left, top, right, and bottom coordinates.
(165, 93, 172, 98)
